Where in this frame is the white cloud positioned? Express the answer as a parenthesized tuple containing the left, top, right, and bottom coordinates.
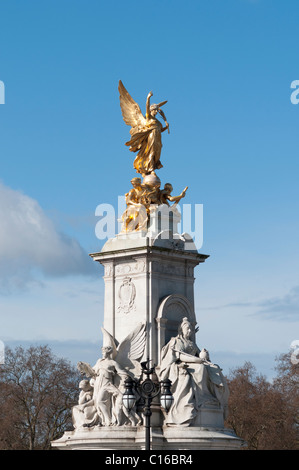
(0, 181, 96, 293)
(201, 286, 299, 323)
(257, 286, 299, 321)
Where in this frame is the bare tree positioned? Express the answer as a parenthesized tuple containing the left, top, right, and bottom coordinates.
(0, 345, 80, 450)
(225, 360, 299, 450)
(272, 351, 299, 449)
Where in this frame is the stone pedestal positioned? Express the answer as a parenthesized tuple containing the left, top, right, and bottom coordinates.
(52, 210, 244, 450)
(52, 425, 244, 450)
(90, 229, 208, 366)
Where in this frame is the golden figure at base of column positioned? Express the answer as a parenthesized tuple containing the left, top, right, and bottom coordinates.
(160, 184, 188, 208)
(121, 177, 148, 233)
(120, 174, 188, 234)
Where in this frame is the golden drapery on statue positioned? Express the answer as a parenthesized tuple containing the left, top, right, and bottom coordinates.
(118, 80, 169, 177)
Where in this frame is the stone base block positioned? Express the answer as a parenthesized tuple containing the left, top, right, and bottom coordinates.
(52, 426, 145, 451)
(162, 426, 244, 450)
(51, 425, 244, 450)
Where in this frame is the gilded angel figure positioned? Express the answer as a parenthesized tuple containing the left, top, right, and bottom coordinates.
(118, 80, 169, 177)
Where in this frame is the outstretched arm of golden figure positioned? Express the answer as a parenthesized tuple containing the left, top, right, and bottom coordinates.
(146, 91, 153, 118)
(167, 186, 188, 203)
(159, 108, 170, 133)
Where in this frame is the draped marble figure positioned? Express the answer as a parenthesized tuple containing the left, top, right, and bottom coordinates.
(158, 317, 229, 426)
(72, 379, 98, 429)
(76, 323, 146, 428)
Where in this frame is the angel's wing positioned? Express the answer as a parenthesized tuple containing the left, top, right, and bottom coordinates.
(115, 323, 146, 376)
(77, 361, 95, 378)
(118, 80, 147, 133)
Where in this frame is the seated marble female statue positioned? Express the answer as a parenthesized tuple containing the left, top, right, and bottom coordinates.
(158, 317, 229, 426)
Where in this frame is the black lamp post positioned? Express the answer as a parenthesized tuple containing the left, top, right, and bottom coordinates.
(122, 359, 173, 451)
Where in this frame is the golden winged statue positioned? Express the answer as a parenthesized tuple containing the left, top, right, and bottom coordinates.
(118, 80, 169, 177)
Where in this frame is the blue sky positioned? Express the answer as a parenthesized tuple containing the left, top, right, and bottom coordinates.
(0, 0, 298, 379)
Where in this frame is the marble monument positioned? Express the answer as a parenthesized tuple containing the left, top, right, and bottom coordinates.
(52, 81, 244, 450)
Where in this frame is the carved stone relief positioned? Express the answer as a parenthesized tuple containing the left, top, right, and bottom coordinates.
(117, 277, 136, 314)
(104, 263, 113, 277)
(115, 259, 146, 277)
(152, 261, 193, 278)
